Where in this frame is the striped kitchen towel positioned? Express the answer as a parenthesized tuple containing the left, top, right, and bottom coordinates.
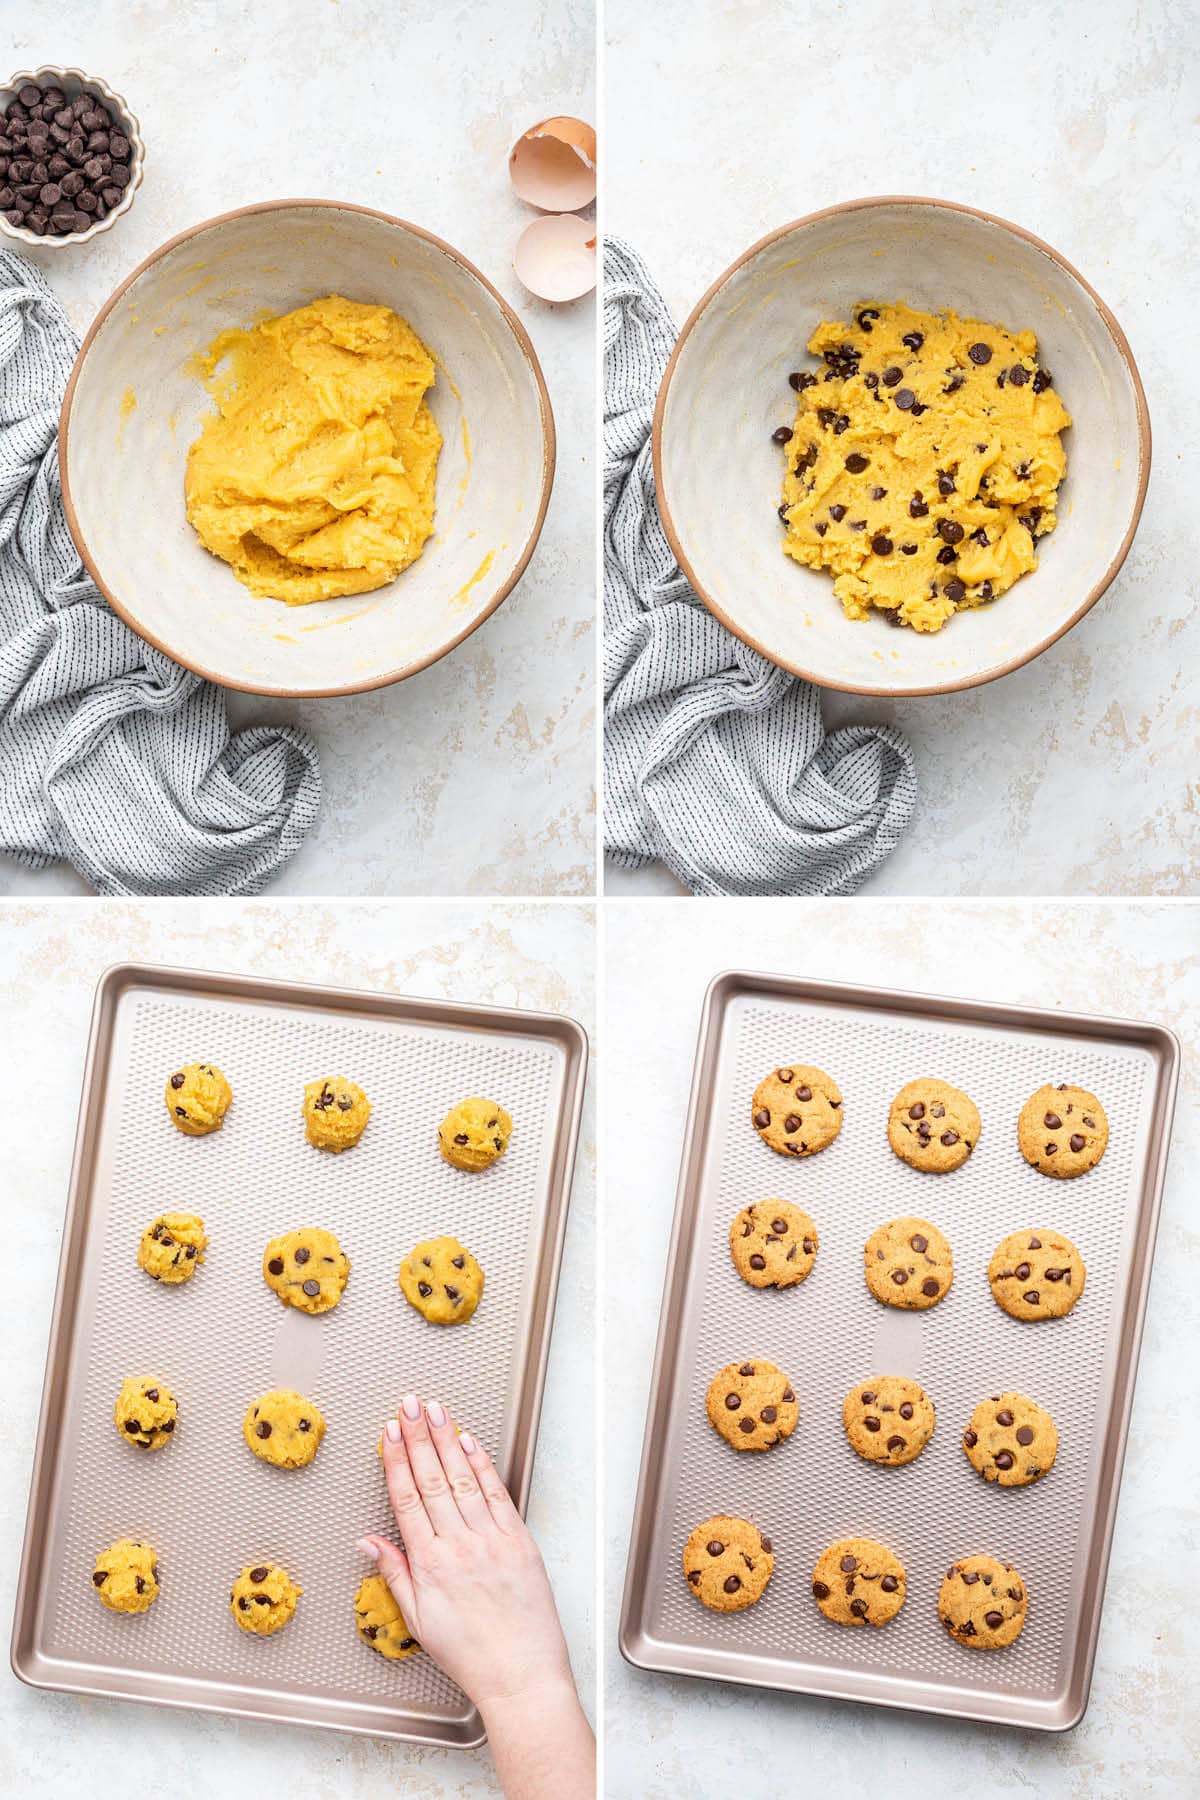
(604, 238, 916, 896)
(0, 249, 320, 897)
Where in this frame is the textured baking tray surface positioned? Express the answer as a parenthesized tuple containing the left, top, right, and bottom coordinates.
(623, 978, 1175, 1727)
(19, 969, 583, 1745)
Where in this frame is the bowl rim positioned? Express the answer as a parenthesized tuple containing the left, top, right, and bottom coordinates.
(59, 196, 557, 699)
(651, 193, 1152, 699)
(0, 65, 145, 249)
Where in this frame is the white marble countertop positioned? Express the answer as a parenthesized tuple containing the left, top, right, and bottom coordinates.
(0, 0, 596, 898)
(0, 899, 595, 1799)
(603, 899, 1199, 1798)
(605, 0, 1198, 898)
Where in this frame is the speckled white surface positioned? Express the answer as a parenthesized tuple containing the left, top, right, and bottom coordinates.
(0, 0, 596, 897)
(605, 0, 1199, 897)
(0, 900, 595, 1799)
(604, 899, 1199, 1798)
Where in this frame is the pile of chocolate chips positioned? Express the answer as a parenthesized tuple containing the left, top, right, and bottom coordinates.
(0, 78, 134, 238)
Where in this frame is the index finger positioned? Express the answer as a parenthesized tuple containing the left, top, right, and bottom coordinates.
(380, 1420, 436, 1556)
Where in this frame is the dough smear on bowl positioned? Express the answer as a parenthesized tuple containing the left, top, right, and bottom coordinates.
(185, 294, 441, 604)
(778, 301, 1070, 632)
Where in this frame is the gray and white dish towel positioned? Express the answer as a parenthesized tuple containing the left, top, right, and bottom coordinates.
(0, 249, 320, 897)
(604, 237, 916, 896)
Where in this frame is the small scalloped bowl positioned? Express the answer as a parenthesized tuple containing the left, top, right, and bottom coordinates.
(0, 66, 144, 248)
(654, 196, 1150, 696)
(60, 200, 555, 696)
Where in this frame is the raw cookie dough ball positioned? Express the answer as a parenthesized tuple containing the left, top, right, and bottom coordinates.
(243, 1389, 326, 1468)
(92, 1538, 158, 1614)
(304, 1076, 371, 1152)
(864, 1216, 953, 1309)
(354, 1573, 421, 1659)
(842, 1375, 934, 1467)
(939, 1555, 1028, 1648)
(164, 1062, 231, 1136)
(963, 1391, 1058, 1487)
(1018, 1083, 1108, 1177)
(887, 1077, 980, 1172)
(230, 1563, 302, 1636)
(398, 1235, 484, 1325)
(705, 1359, 798, 1453)
(683, 1516, 775, 1613)
(262, 1226, 351, 1314)
(750, 1063, 842, 1158)
(729, 1200, 818, 1289)
(137, 1211, 208, 1285)
(438, 1096, 513, 1171)
(113, 1377, 178, 1451)
(987, 1228, 1086, 1321)
(812, 1537, 905, 1627)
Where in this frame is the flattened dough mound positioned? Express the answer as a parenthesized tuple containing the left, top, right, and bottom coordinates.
(243, 1388, 327, 1468)
(398, 1235, 484, 1325)
(438, 1096, 513, 1171)
(263, 1226, 351, 1314)
(354, 1573, 420, 1659)
(230, 1562, 302, 1635)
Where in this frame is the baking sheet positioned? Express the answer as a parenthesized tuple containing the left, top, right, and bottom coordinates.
(619, 971, 1178, 1730)
(11, 963, 588, 1748)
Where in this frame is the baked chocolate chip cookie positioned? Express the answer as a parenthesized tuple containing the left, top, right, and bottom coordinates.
(683, 1515, 775, 1613)
(750, 1064, 842, 1158)
(812, 1537, 905, 1627)
(987, 1228, 1085, 1321)
(842, 1375, 934, 1466)
(939, 1555, 1028, 1648)
(963, 1391, 1058, 1487)
(1017, 1083, 1108, 1177)
(864, 1215, 953, 1309)
(887, 1077, 980, 1173)
(729, 1200, 818, 1289)
(705, 1359, 798, 1452)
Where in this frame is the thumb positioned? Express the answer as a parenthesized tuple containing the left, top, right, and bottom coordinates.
(358, 1536, 416, 1627)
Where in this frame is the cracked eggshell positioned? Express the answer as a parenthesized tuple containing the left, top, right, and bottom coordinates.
(513, 214, 597, 303)
(509, 115, 597, 213)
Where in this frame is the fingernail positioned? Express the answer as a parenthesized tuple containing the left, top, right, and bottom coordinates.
(426, 1400, 446, 1428)
(384, 1418, 401, 1443)
(357, 1538, 380, 1560)
(401, 1393, 421, 1420)
(459, 1432, 477, 1455)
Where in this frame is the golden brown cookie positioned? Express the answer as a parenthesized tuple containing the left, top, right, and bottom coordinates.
(939, 1555, 1028, 1648)
(137, 1211, 207, 1284)
(887, 1078, 980, 1173)
(113, 1377, 177, 1451)
(243, 1389, 326, 1468)
(398, 1235, 485, 1325)
(987, 1228, 1085, 1321)
(164, 1062, 231, 1136)
(92, 1539, 158, 1614)
(683, 1516, 775, 1612)
(705, 1359, 797, 1452)
(750, 1064, 842, 1158)
(438, 1097, 513, 1171)
(262, 1227, 351, 1314)
(230, 1563, 302, 1635)
(864, 1216, 953, 1309)
(354, 1573, 421, 1659)
(842, 1375, 934, 1466)
(303, 1076, 371, 1152)
(729, 1200, 818, 1289)
(963, 1391, 1058, 1487)
(812, 1537, 905, 1627)
(1017, 1083, 1108, 1177)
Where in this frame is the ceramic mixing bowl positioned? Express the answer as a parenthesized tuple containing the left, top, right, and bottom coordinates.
(61, 200, 554, 696)
(654, 196, 1150, 696)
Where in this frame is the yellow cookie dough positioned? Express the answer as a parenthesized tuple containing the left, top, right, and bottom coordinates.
(437, 1096, 513, 1171)
(185, 295, 442, 605)
(92, 1538, 158, 1614)
(399, 1234, 484, 1325)
(164, 1062, 231, 1136)
(779, 301, 1071, 631)
(113, 1377, 178, 1451)
(137, 1211, 207, 1284)
(303, 1076, 371, 1152)
(354, 1573, 420, 1659)
(262, 1226, 351, 1314)
(243, 1388, 326, 1468)
(230, 1562, 302, 1636)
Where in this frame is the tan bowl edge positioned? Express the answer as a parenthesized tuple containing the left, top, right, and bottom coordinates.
(652, 193, 1152, 699)
(59, 197, 557, 699)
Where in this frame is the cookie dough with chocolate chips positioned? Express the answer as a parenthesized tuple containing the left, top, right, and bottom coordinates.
(262, 1226, 351, 1314)
(842, 1375, 934, 1467)
(92, 1538, 158, 1614)
(864, 1215, 953, 1310)
(1017, 1083, 1108, 1178)
(939, 1555, 1028, 1648)
(778, 301, 1071, 632)
(243, 1389, 327, 1469)
(304, 1076, 371, 1152)
(230, 1563, 302, 1636)
(750, 1063, 842, 1158)
(137, 1211, 207, 1284)
(812, 1537, 906, 1627)
(113, 1377, 177, 1451)
(987, 1228, 1085, 1321)
(729, 1199, 818, 1289)
(164, 1062, 231, 1136)
(705, 1358, 798, 1452)
(398, 1235, 484, 1325)
(683, 1515, 775, 1613)
(354, 1573, 421, 1659)
(438, 1096, 513, 1171)
(887, 1078, 980, 1173)
(963, 1391, 1058, 1487)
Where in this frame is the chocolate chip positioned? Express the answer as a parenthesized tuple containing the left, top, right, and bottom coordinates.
(829, 503, 847, 522)
(857, 308, 880, 332)
(782, 1387, 795, 1402)
(772, 426, 794, 444)
(92, 1570, 107, 1586)
(738, 1417, 756, 1434)
(984, 1610, 1004, 1629)
(784, 1113, 801, 1132)
(248, 1565, 269, 1583)
(770, 1217, 788, 1236)
(968, 342, 992, 364)
(298, 1418, 311, 1432)
(938, 518, 964, 545)
(864, 372, 879, 389)
(921, 1278, 939, 1296)
(845, 452, 869, 473)
(962, 1571, 979, 1585)
(1069, 1133, 1086, 1152)
(418, 1280, 433, 1297)
(302, 1279, 320, 1296)
(812, 1581, 830, 1599)
(1009, 364, 1028, 386)
(760, 1406, 778, 1424)
(796, 1084, 812, 1100)
(753, 1108, 770, 1128)
(871, 534, 893, 555)
(255, 1421, 272, 1439)
(894, 388, 915, 410)
(1015, 1425, 1035, 1446)
(1045, 1267, 1064, 1282)
(886, 1435, 905, 1452)
(1044, 1111, 1062, 1129)
(124, 1418, 141, 1434)
(881, 1574, 898, 1593)
(865, 1416, 881, 1432)
(850, 1597, 868, 1617)
(293, 1247, 311, 1265)
(135, 1577, 145, 1594)
(891, 1269, 908, 1285)
(789, 370, 817, 391)
(1023, 1290, 1040, 1305)
(840, 1554, 857, 1572)
(945, 579, 966, 603)
(749, 1253, 766, 1270)
(909, 495, 929, 518)
(940, 1130, 959, 1146)
(938, 472, 956, 494)
(909, 1232, 927, 1251)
